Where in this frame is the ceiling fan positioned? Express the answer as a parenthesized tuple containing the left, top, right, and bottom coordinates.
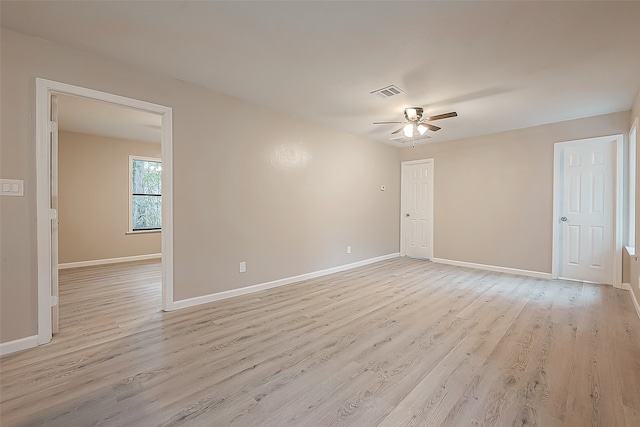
(374, 107, 458, 138)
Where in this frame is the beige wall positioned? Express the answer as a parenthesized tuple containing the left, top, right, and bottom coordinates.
(0, 29, 400, 343)
(58, 131, 161, 263)
(400, 111, 630, 274)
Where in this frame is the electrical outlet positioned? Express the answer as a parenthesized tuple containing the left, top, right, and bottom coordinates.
(347, 246, 351, 254)
(239, 261, 246, 273)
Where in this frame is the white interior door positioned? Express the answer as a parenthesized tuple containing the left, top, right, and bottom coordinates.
(557, 137, 616, 284)
(50, 94, 59, 333)
(402, 160, 433, 259)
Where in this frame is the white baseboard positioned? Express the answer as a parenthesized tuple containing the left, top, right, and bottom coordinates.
(59, 253, 162, 269)
(431, 257, 552, 280)
(0, 335, 39, 356)
(622, 283, 640, 320)
(172, 253, 400, 310)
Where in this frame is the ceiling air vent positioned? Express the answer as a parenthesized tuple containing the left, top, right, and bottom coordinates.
(371, 85, 404, 99)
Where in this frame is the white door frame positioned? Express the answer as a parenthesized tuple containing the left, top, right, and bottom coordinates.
(551, 134, 623, 287)
(36, 78, 175, 346)
(629, 118, 637, 248)
(400, 159, 434, 258)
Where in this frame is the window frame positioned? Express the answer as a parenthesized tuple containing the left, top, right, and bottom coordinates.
(128, 155, 162, 233)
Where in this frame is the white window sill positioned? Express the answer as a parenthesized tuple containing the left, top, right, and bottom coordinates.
(126, 230, 162, 235)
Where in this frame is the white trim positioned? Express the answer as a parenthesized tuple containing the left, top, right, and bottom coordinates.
(59, 253, 162, 270)
(622, 283, 640, 320)
(551, 135, 624, 287)
(0, 335, 39, 356)
(615, 134, 624, 288)
(629, 118, 637, 247)
(173, 253, 400, 310)
(161, 109, 174, 310)
(125, 230, 161, 235)
(36, 78, 175, 347)
(36, 80, 52, 344)
(400, 159, 434, 258)
(432, 257, 552, 280)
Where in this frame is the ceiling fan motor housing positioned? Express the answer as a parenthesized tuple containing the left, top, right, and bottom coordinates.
(404, 107, 423, 122)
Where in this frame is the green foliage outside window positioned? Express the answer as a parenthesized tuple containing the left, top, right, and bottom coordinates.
(132, 158, 162, 230)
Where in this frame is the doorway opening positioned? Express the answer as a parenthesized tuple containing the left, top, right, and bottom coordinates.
(36, 79, 174, 346)
(55, 94, 164, 335)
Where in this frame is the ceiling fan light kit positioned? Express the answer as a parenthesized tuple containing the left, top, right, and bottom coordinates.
(374, 106, 458, 144)
(402, 123, 428, 138)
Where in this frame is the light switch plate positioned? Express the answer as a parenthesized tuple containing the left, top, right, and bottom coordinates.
(0, 179, 24, 196)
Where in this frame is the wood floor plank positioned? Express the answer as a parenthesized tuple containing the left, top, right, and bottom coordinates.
(223, 270, 493, 426)
(434, 278, 564, 426)
(606, 287, 640, 411)
(1, 258, 639, 426)
(377, 275, 536, 427)
(563, 283, 629, 427)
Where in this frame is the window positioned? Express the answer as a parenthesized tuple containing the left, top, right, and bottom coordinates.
(129, 156, 162, 232)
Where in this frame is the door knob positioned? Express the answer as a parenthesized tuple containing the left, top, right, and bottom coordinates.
(560, 216, 568, 222)
(406, 213, 410, 217)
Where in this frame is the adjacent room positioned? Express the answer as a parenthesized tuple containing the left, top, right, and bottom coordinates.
(55, 95, 164, 337)
(1, 1, 639, 426)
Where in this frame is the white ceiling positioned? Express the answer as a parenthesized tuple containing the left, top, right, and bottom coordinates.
(2, 1, 639, 146)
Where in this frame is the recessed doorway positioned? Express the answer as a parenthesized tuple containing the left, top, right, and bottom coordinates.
(36, 78, 174, 346)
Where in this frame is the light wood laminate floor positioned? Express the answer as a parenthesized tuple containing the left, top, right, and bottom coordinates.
(1, 258, 640, 426)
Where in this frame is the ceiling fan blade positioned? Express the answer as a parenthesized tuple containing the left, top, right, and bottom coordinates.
(419, 122, 441, 132)
(373, 121, 402, 125)
(426, 112, 458, 121)
(391, 126, 405, 135)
